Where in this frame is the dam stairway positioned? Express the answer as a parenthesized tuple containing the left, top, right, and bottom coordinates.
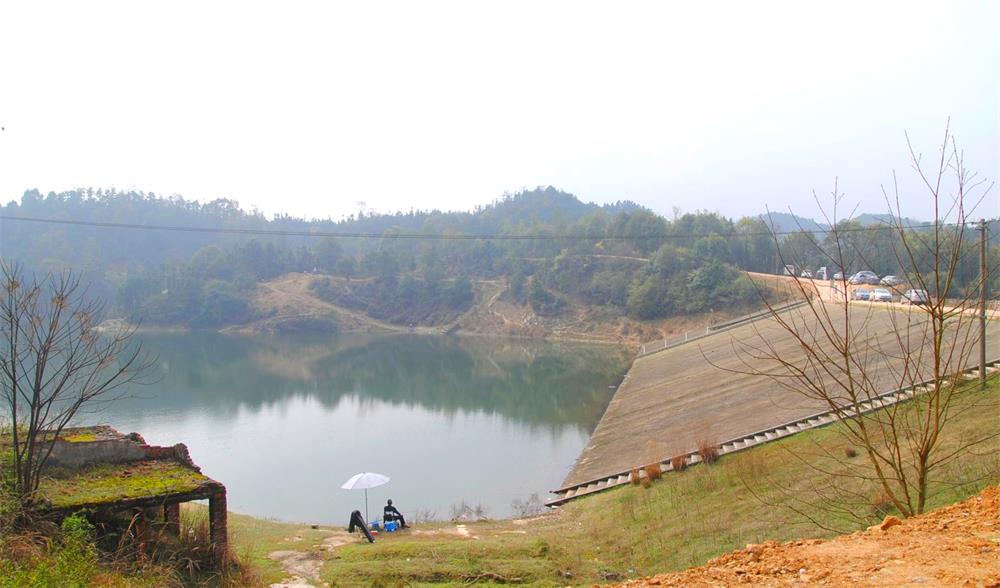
(546, 358, 1000, 507)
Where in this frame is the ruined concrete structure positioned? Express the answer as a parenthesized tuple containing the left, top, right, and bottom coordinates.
(37, 425, 228, 562)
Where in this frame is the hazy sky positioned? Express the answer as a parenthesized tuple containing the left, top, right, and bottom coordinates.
(1, 1, 997, 222)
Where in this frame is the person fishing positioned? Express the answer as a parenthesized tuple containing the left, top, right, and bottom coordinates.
(383, 499, 408, 529)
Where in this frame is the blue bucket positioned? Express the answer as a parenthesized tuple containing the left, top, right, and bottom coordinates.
(385, 521, 398, 532)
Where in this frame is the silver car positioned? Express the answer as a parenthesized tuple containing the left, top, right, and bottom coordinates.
(872, 288, 892, 302)
(901, 289, 930, 305)
(850, 271, 879, 285)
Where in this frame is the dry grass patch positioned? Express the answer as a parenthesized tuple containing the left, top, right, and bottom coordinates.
(670, 456, 688, 472)
(870, 489, 895, 518)
(697, 441, 719, 464)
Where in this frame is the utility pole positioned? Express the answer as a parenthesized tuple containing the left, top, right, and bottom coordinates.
(978, 219, 989, 389)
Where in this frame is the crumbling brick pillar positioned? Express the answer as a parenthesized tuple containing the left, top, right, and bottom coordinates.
(133, 508, 149, 555)
(163, 502, 180, 536)
(208, 489, 228, 563)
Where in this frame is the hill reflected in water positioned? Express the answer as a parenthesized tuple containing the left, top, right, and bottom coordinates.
(124, 333, 629, 434)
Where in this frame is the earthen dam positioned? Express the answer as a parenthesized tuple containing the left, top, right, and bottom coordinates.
(550, 301, 1000, 505)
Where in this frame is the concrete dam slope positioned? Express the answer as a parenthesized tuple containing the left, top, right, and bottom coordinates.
(562, 303, 1000, 490)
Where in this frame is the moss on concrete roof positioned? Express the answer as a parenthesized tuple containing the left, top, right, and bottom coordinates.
(57, 425, 127, 443)
(59, 431, 99, 443)
(37, 460, 212, 509)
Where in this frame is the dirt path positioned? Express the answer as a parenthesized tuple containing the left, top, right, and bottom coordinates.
(267, 530, 353, 588)
(411, 523, 481, 540)
(612, 486, 1000, 587)
(267, 550, 323, 588)
(513, 254, 649, 263)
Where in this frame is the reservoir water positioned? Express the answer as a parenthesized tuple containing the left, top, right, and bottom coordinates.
(87, 332, 628, 523)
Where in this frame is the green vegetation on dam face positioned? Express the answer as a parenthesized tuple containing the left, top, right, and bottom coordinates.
(87, 332, 630, 522)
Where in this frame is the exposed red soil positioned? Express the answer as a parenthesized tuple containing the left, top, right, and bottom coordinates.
(610, 486, 1000, 587)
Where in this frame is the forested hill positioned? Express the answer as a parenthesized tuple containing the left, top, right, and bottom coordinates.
(0, 187, 643, 269)
(0, 187, 993, 332)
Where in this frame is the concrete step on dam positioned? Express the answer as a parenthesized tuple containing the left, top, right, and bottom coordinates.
(551, 302, 1000, 505)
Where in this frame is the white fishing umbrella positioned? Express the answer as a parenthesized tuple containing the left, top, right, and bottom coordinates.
(341, 472, 390, 522)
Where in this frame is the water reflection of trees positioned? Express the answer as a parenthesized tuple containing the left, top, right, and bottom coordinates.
(127, 333, 629, 432)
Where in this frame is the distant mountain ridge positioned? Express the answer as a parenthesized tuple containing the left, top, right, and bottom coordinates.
(758, 211, 930, 235)
(757, 212, 827, 234)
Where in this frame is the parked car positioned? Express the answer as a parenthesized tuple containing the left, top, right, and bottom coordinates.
(800, 269, 813, 279)
(880, 275, 904, 286)
(853, 288, 871, 301)
(849, 271, 879, 285)
(901, 289, 930, 305)
(833, 271, 846, 281)
(871, 288, 892, 302)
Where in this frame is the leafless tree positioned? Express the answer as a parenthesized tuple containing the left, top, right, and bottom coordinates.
(0, 262, 154, 501)
(726, 126, 997, 522)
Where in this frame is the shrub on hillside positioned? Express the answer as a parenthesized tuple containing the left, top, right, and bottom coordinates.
(508, 270, 528, 304)
(670, 455, 688, 472)
(0, 513, 100, 588)
(450, 500, 490, 522)
(511, 493, 544, 518)
(698, 441, 719, 464)
(528, 279, 566, 316)
(311, 274, 474, 325)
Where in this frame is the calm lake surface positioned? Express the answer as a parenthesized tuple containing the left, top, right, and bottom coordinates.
(87, 332, 629, 523)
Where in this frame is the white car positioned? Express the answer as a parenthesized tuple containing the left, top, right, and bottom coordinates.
(871, 288, 892, 302)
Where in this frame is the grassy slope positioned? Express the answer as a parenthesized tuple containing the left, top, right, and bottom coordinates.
(226, 377, 1000, 587)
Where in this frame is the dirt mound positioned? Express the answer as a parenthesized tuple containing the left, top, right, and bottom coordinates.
(611, 486, 1000, 587)
(229, 273, 411, 334)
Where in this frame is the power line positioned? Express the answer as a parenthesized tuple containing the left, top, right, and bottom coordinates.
(0, 214, 965, 242)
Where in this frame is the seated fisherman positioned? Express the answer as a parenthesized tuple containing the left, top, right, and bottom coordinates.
(383, 499, 408, 528)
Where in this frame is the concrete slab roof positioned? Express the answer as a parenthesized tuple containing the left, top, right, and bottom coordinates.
(26, 425, 224, 514)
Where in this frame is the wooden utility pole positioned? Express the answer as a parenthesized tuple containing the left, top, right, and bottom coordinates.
(979, 219, 989, 389)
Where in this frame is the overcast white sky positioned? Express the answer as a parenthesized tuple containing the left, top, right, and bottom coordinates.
(1, 1, 997, 222)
